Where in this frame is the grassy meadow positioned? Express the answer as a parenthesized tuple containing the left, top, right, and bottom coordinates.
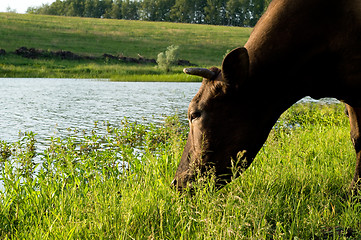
(0, 13, 252, 80)
(1, 103, 361, 239)
(1, 11, 360, 240)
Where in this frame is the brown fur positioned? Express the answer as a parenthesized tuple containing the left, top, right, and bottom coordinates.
(173, 0, 361, 192)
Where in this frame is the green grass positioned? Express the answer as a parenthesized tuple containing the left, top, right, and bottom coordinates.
(1, 103, 361, 239)
(0, 13, 252, 79)
(0, 53, 201, 81)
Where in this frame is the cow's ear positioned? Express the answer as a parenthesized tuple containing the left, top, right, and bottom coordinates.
(222, 47, 249, 88)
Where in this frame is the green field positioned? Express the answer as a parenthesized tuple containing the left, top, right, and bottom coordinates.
(2, 12, 360, 239)
(0, 13, 252, 80)
(1, 103, 361, 239)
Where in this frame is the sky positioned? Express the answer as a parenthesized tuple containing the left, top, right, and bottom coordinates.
(0, 0, 56, 14)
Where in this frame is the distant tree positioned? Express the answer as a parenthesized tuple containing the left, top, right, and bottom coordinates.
(248, 0, 269, 26)
(6, 6, 17, 13)
(121, 0, 139, 20)
(204, 0, 226, 25)
(226, 0, 250, 26)
(101, 0, 114, 18)
(84, 0, 96, 17)
(170, 0, 206, 23)
(108, 0, 122, 19)
(194, 0, 207, 23)
(27, 6, 41, 14)
(26, 0, 271, 27)
(65, 0, 84, 17)
(157, 0, 175, 21)
(140, 0, 174, 21)
(92, 0, 105, 18)
(27, 1, 65, 15)
(139, 0, 156, 21)
(170, 0, 194, 23)
(80, 0, 113, 18)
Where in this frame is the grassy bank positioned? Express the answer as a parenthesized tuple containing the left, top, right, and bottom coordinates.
(1, 103, 361, 239)
(0, 13, 252, 80)
(0, 53, 200, 81)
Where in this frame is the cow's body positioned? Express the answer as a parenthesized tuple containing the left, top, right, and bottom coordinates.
(173, 0, 361, 192)
(246, 0, 361, 105)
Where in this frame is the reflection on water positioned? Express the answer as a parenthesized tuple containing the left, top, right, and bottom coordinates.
(0, 78, 339, 145)
(0, 78, 340, 192)
(0, 78, 201, 143)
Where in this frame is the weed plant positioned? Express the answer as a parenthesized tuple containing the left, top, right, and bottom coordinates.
(1, 103, 361, 239)
(157, 45, 180, 73)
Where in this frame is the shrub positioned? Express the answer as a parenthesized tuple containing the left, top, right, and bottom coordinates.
(157, 45, 179, 72)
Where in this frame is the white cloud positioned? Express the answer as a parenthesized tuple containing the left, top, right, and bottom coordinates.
(0, 0, 56, 14)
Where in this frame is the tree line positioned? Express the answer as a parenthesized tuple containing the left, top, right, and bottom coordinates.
(27, 0, 271, 27)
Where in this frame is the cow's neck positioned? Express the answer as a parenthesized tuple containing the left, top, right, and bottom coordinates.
(238, 0, 355, 158)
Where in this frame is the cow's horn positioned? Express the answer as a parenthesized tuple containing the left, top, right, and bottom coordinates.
(183, 68, 216, 79)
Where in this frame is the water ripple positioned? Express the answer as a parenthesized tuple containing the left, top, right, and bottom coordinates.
(0, 78, 201, 143)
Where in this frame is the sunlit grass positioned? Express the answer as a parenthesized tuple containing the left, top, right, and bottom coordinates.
(0, 54, 202, 80)
(1, 103, 361, 239)
(0, 13, 251, 66)
(0, 12, 251, 79)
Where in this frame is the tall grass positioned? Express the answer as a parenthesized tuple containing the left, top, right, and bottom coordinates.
(1, 103, 361, 239)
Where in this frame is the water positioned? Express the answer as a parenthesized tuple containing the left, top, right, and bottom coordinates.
(0, 78, 201, 144)
(0, 78, 339, 145)
(0, 78, 340, 191)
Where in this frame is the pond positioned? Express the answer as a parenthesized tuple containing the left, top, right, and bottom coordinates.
(0, 78, 201, 144)
(0, 78, 340, 145)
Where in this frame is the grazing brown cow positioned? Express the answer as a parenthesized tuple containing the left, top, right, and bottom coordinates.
(172, 0, 361, 192)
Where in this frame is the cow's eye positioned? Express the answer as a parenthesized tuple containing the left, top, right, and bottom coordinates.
(190, 111, 201, 122)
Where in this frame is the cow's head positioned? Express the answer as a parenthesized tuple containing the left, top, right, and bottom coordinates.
(172, 47, 273, 192)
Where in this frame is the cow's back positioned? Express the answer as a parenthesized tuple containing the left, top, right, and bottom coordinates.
(245, 0, 361, 104)
(336, 0, 361, 101)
